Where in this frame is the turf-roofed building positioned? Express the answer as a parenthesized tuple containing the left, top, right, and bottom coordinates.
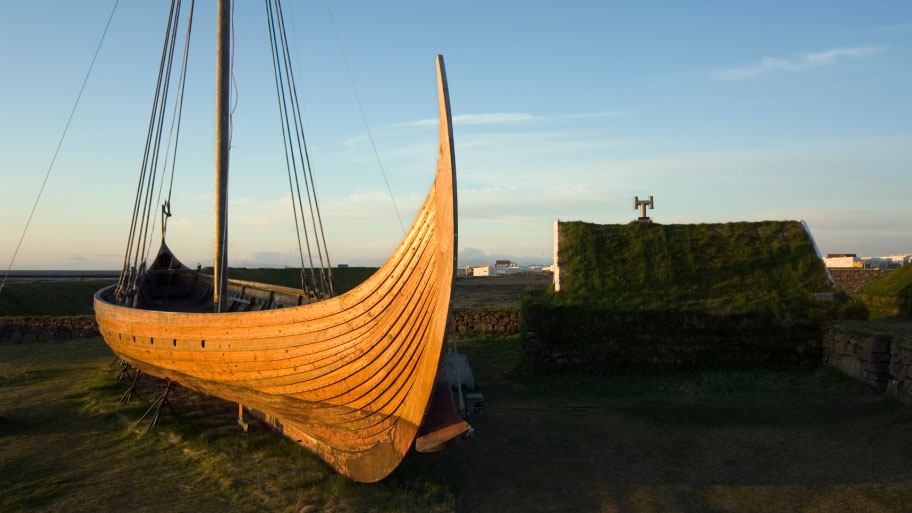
(523, 220, 866, 371)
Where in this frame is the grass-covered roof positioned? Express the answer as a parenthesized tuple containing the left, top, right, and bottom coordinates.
(554, 220, 841, 315)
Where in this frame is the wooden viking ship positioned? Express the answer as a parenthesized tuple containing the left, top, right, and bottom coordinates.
(95, 0, 470, 483)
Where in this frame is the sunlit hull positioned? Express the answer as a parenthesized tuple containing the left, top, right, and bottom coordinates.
(94, 57, 466, 482)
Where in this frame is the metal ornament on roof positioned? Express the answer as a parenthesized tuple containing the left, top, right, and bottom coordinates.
(634, 195, 654, 223)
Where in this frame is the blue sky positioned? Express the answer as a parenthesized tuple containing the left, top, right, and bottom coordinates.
(1, 1, 910, 270)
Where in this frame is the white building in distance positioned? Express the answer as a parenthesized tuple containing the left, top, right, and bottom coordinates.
(884, 254, 912, 266)
(824, 254, 860, 268)
(472, 265, 491, 277)
(824, 253, 910, 269)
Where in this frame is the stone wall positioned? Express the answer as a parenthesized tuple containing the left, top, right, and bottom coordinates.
(521, 300, 824, 372)
(0, 316, 99, 343)
(452, 309, 519, 334)
(821, 323, 912, 404)
(829, 269, 893, 294)
(1, 310, 520, 342)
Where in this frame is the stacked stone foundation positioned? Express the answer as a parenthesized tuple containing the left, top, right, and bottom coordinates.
(821, 323, 912, 403)
(829, 269, 894, 294)
(0, 316, 99, 343)
(452, 309, 519, 334)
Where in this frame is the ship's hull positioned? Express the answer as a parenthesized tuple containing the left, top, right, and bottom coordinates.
(94, 56, 464, 482)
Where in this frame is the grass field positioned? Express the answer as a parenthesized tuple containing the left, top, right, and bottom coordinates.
(857, 264, 912, 318)
(452, 273, 550, 308)
(206, 267, 378, 295)
(3, 335, 912, 512)
(0, 280, 114, 316)
(0, 270, 545, 317)
(0, 268, 376, 318)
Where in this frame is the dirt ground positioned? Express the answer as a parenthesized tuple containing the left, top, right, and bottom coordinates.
(452, 273, 551, 308)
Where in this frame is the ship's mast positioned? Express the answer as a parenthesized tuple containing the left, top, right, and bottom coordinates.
(213, 0, 231, 311)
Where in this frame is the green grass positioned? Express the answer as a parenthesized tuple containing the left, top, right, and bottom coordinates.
(204, 267, 377, 295)
(0, 280, 114, 316)
(857, 264, 912, 318)
(4, 335, 912, 512)
(0, 338, 452, 513)
(557, 220, 839, 315)
(0, 268, 377, 317)
(858, 263, 912, 297)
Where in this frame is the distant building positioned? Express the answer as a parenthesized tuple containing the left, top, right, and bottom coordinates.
(824, 253, 910, 269)
(860, 255, 911, 269)
(884, 254, 912, 266)
(471, 261, 545, 276)
(337, 264, 349, 268)
(824, 254, 860, 268)
(860, 257, 894, 269)
(472, 265, 491, 277)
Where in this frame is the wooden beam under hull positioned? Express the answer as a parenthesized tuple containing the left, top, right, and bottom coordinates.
(95, 56, 465, 482)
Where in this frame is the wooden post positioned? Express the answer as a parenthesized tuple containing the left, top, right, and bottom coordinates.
(213, 0, 231, 311)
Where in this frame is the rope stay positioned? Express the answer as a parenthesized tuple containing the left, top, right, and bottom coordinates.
(265, 0, 312, 295)
(265, 0, 334, 299)
(275, 0, 334, 294)
(113, 0, 335, 304)
(325, 2, 406, 236)
(116, 0, 195, 304)
(0, 0, 120, 297)
(150, 0, 196, 257)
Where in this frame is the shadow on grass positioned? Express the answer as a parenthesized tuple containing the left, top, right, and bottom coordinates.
(429, 335, 912, 512)
(3, 336, 912, 512)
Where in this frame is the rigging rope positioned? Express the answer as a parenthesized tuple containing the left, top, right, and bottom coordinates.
(135, 0, 183, 270)
(117, 0, 179, 298)
(324, 2, 406, 236)
(265, 0, 312, 294)
(283, 1, 335, 294)
(274, 1, 333, 294)
(113, 0, 335, 305)
(138, 0, 186, 265)
(0, 0, 120, 297)
(116, 0, 194, 303)
(265, 0, 335, 298)
(149, 0, 196, 254)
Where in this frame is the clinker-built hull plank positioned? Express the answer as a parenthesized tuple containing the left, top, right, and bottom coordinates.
(95, 56, 461, 482)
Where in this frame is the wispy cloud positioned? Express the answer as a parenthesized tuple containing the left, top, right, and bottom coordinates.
(713, 45, 883, 80)
(341, 111, 625, 149)
(389, 111, 626, 129)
